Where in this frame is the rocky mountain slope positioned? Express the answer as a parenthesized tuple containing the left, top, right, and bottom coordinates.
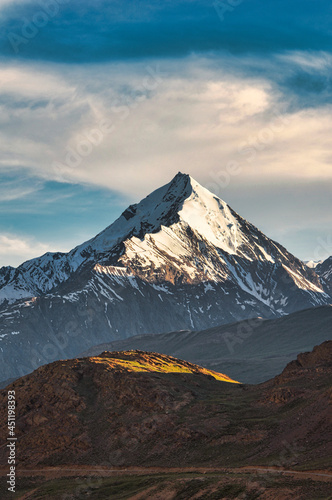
(0, 343, 331, 473)
(81, 305, 332, 384)
(0, 173, 330, 381)
(316, 256, 332, 296)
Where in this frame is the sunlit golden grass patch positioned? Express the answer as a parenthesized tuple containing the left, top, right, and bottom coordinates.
(91, 350, 240, 383)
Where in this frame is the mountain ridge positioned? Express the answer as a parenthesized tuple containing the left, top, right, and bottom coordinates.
(80, 305, 332, 384)
(0, 172, 328, 304)
(316, 256, 332, 296)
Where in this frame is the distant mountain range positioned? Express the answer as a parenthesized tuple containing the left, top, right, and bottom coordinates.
(0, 173, 331, 381)
(81, 305, 332, 384)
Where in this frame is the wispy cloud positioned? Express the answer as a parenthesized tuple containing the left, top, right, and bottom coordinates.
(0, 233, 50, 267)
(1, 57, 331, 200)
(278, 51, 332, 71)
(0, 65, 76, 98)
(0, 169, 43, 200)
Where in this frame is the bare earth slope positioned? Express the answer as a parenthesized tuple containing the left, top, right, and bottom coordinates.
(0, 344, 331, 470)
(0, 344, 331, 498)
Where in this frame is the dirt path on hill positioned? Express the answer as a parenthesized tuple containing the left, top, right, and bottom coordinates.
(0, 465, 331, 482)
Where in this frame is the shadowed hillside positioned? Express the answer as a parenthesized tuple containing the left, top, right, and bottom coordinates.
(80, 306, 332, 384)
(0, 344, 331, 471)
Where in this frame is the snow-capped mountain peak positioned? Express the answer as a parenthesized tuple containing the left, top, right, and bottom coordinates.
(305, 260, 323, 269)
(77, 171, 194, 254)
(0, 172, 329, 311)
(76, 171, 242, 258)
(0, 172, 194, 304)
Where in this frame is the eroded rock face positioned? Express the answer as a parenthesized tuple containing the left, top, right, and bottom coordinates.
(316, 257, 332, 296)
(274, 340, 332, 384)
(256, 342, 332, 465)
(0, 345, 331, 470)
(261, 341, 332, 405)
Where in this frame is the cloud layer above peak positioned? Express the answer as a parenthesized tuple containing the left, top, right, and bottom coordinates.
(0, 57, 331, 198)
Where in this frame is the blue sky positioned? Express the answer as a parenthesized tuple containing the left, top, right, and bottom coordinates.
(0, 0, 331, 266)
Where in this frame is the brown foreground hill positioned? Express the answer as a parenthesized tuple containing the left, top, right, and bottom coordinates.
(0, 344, 331, 499)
